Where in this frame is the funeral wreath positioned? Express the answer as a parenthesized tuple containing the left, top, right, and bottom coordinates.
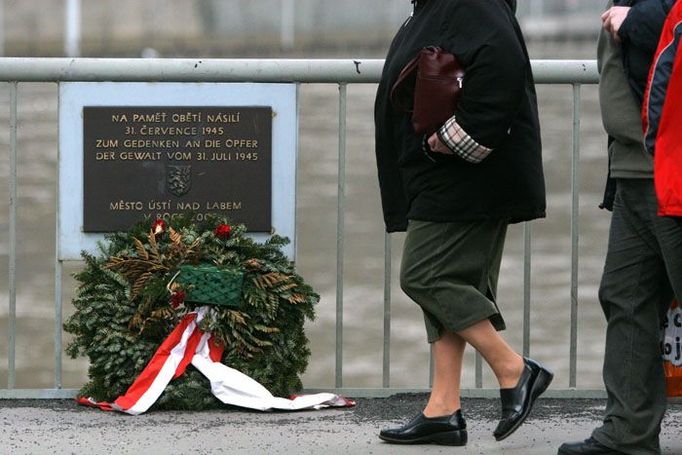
(64, 214, 319, 411)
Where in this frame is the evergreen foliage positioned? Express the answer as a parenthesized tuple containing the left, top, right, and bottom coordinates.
(64, 214, 318, 410)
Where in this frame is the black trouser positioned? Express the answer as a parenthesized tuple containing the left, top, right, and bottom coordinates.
(592, 179, 682, 455)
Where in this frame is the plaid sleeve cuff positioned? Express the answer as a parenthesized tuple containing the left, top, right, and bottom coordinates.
(436, 117, 492, 164)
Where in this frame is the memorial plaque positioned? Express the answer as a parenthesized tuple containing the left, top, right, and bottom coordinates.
(82, 106, 272, 232)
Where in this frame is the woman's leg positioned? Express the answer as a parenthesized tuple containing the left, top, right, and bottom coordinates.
(458, 319, 524, 388)
(423, 330, 466, 417)
(424, 317, 524, 418)
(379, 328, 469, 445)
(423, 317, 526, 417)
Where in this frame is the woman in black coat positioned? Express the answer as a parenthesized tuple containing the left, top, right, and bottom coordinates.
(374, 0, 552, 445)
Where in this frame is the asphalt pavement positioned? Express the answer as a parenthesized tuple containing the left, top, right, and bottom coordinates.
(2, 395, 682, 455)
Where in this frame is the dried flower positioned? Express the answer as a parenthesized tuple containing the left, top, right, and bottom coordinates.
(151, 219, 166, 235)
(170, 290, 186, 309)
(214, 224, 232, 240)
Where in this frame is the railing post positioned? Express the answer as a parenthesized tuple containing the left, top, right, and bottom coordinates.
(475, 353, 483, 388)
(54, 261, 63, 389)
(523, 222, 532, 358)
(570, 83, 581, 388)
(335, 83, 347, 388)
(383, 232, 391, 388)
(8, 81, 17, 389)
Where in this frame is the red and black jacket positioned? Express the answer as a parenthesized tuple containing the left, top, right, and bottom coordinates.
(643, 0, 682, 216)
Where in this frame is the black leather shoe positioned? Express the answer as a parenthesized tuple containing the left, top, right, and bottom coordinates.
(558, 437, 623, 454)
(493, 357, 554, 441)
(379, 410, 467, 446)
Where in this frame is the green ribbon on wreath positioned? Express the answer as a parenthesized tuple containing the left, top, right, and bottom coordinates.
(172, 264, 244, 308)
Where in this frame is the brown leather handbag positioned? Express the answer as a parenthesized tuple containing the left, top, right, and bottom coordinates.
(390, 46, 465, 135)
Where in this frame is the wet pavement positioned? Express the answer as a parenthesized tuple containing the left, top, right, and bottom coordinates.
(2, 395, 682, 454)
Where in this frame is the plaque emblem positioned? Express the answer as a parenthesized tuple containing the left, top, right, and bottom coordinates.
(167, 165, 192, 196)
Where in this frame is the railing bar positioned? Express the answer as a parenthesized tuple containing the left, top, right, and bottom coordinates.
(523, 222, 532, 358)
(8, 81, 17, 389)
(382, 232, 391, 388)
(0, 58, 600, 84)
(335, 83, 347, 388)
(475, 352, 483, 389)
(570, 83, 581, 388)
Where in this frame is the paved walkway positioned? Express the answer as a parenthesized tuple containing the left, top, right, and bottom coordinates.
(2, 395, 682, 454)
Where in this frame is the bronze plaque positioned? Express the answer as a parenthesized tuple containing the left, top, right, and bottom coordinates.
(82, 106, 272, 232)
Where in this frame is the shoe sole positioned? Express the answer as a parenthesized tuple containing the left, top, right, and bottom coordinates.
(494, 365, 554, 441)
(379, 429, 468, 446)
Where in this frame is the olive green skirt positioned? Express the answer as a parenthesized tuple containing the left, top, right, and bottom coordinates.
(400, 219, 508, 343)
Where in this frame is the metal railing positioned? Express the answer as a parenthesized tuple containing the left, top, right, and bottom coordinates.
(1, 57, 599, 399)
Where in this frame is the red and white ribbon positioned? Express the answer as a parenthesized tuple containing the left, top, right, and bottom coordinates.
(77, 307, 355, 414)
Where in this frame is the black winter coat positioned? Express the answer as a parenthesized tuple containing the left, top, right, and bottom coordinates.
(374, 0, 546, 232)
(616, 0, 676, 104)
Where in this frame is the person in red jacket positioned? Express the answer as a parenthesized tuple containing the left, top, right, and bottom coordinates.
(643, 0, 682, 216)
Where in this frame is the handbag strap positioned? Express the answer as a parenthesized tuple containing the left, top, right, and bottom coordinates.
(390, 52, 422, 112)
(391, 47, 449, 113)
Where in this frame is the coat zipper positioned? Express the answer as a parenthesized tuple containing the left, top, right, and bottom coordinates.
(405, 0, 425, 27)
(404, 5, 415, 27)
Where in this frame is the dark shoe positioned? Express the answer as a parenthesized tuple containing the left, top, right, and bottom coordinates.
(493, 357, 554, 441)
(379, 410, 467, 446)
(558, 437, 623, 454)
